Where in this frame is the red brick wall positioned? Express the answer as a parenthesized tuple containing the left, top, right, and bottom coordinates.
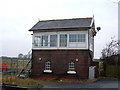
(31, 49, 92, 79)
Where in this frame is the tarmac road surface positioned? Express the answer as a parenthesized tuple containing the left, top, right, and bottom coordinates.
(40, 80, 119, 89)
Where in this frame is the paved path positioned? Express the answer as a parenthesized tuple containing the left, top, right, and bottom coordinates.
(40, 80, 119, 89)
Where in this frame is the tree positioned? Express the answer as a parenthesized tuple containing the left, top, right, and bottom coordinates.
(18, 53, 24, 59)
(100, 37, 120, 76)
(101, 37, 120, 59)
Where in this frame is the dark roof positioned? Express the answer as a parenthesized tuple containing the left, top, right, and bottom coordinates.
(29, 17, 93, 31)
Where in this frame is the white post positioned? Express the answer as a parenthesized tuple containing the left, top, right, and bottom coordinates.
(89, 66, 95, 79)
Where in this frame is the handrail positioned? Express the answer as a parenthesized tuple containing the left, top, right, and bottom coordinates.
(17, 50, 32, 77)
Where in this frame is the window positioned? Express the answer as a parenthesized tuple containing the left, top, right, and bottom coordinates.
(78, 34, 86, 42)
(69, 34, 77, 42)
(34, 35, 48, 47)
(69, 34, 86, 42)
(60, 34, 67, 47)
(68, 62, 75, 71)
(67, 61, 76, 74)
(34, 36, 41, 47)
(44, 61, 52, 73)
(45, 61, 51, 70)
(50, 35, 57, 47)
(41, 35, 48, 46)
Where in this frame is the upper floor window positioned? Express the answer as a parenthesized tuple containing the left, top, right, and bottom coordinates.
(60, 34, 67, 47)
(41, 35, 48, 46)
(69, 34, 86, 42)
(34, 36, 41, 47)
(50, 35, 57, 47)
(34, 35, 48, 47)
(33, 33, 86, 48)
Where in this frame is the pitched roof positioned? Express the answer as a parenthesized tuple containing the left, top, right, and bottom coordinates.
(29, 17, 93, 31)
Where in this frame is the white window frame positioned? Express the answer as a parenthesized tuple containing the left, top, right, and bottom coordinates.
(34, 36, 41, 47)
(33, 31, 88, 49)
(59, 34, 67, 47)
(41, 35, 48, 47)
(69, 34, 86, 43)
(50, 34, 57, 47)
(67, 62, 76, 74)
(44, 61, 52, 73)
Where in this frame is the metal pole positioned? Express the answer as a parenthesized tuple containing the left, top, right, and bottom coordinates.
(17, 58, 18, 74)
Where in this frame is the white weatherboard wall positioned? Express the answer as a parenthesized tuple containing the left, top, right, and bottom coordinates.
(89, 29, 94, 51)
(32, 30, 88, 50)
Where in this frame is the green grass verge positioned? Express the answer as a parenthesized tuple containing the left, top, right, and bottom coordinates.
(2, 75, 43, 87)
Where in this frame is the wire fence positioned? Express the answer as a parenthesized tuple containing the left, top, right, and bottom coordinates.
(2, 58, 31, 75)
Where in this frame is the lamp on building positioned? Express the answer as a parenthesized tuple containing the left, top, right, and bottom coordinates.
(39, 58, 42, 61)
(76, 59, 79, 62)
(96, 27, 101, 31)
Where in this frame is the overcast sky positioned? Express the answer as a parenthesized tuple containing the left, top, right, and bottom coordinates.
(0, 0, 119, 58)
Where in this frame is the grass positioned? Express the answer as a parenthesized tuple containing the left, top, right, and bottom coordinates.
(2, 74, 43, 87)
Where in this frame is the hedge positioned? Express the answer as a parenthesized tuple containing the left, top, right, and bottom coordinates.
(106, 65, 120, 79)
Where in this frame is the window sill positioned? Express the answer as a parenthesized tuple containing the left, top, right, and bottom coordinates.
(67, 71, 76, 74)
(44, 70, 52, 73)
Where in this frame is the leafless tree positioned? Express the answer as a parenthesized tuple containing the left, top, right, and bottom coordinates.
(101, 37, 120, 59)
(100, 37, 120, 76)
(18, 53, 24, 59)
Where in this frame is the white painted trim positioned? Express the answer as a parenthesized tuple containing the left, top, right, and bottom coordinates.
(90, 17, 94, 27)
(44, 70, 52, 73)
(67, 71, 76, 74)
(32, 47, 88, 50)
(88, 29, 94, 52)
(32, 31, 88, 49)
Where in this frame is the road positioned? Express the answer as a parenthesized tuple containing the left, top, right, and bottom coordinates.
(1, 80, 119, 90)
(40, 80, 119, 89)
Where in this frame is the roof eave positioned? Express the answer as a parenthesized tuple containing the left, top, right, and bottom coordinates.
(29, 27, 92, 31)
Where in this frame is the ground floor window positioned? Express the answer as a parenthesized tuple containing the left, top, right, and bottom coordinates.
(68, 62, 75, 71)
(67, 61, 76, 74)
(44, 61, 52, 73)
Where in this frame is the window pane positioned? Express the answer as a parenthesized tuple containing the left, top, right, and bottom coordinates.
(45, 61, 51, 70)
(69, 34, 77, 42)
(41, 35, 48, 46)
(50, 35, 57, 47)
(69, 34, 86, 42)
(68, 62, 75, 71)
(34, 36, 41, 47)
(78, 34, 86, 42)
(60, 34, 67, 47)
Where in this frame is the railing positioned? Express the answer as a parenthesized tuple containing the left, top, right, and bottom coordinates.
(17, 50, 32, 78)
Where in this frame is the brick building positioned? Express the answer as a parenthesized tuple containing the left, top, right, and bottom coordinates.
(29, 17, 100, 80)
